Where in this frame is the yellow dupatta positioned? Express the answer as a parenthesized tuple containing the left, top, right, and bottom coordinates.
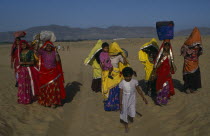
(102, 42, 129, 99)
(138, 38, 159, 81)
(84, 40, 103, 79)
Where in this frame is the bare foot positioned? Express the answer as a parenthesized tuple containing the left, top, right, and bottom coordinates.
(186, 89, 191, 94)
(125, 127, 129, 133)
(51, 105, 57, 109)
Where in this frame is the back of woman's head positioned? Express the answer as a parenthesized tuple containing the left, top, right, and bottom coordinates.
(122, 67, 134, 77)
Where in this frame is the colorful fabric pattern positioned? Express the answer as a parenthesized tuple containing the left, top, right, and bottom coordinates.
(156, 82, 170, 105)
(100, 52, 112, 70)
(38, 79, 62, 106)
(17, 67, 33, 104)
(104, 86, 120, 111)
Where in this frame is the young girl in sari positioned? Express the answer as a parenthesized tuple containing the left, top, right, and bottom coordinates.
(119, 67, 148, 133)
(17, 40, 35, 104)
(154, 40, 176, 105)
(37, 41, 66, 108)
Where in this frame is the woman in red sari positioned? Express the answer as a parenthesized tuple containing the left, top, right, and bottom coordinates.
(11, 37, 21, 87)
(154, 40, 176, 105)
(37, 41, 66, 108)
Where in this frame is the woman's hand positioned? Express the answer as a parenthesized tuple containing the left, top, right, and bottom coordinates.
(19, 62, 24, 65)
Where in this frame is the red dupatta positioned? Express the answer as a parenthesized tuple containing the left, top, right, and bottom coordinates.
(38, 41, 66, 99)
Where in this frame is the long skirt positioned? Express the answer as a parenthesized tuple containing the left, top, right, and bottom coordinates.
(38, 79, 62, 107)
(156, 82, 170, 105)
(17, 67, 33, 104)
(183, 68, 201, 91)
(91, 78, 101, 92)
(104, 86, 120, 111)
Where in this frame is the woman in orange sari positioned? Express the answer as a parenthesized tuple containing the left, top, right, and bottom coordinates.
(181, 27, 203, 93)
(37, 41, 66, 108)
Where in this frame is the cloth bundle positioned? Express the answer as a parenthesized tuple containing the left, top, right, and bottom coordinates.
(13, 31, 26, 38)
(40, 31, 56, 42)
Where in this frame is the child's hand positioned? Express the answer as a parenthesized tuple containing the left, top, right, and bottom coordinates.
(120, 104, 122, 112)
(143, 97, 148, 104)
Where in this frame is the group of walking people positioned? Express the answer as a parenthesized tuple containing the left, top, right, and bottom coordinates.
(11, 34, 66, 108)
(84, 27, 203, 132)
(10, 25, 203, 132)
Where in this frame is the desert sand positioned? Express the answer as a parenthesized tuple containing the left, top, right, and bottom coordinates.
(0, 37, 210, 136)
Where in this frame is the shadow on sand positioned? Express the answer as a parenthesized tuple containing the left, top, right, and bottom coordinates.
(62, 81, 82, 104)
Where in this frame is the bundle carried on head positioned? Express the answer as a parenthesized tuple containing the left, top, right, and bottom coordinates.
(39, 31, 56, 42)
(156, 21, 174, 40)
(13, 31, 26, 38)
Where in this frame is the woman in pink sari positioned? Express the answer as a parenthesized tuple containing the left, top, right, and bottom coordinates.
(17, 40, 37, 104)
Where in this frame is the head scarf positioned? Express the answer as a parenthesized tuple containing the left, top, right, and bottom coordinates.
(184, 27, 202, 46)
(84, 40, 103, 65)
(40, 41, 55, 50)
(154, 40, 174, 68)
(181, 27, 203, 57)
(19, 40, 31, 50)
(109, 42, 125, 57)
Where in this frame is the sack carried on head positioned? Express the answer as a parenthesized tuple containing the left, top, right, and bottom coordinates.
(156, 21, 174, 40)
(13, 31, 26, 38)
(40, 31, 56, 42)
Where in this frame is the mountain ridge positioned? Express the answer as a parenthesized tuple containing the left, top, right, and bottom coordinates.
(0, 25, 210, 42)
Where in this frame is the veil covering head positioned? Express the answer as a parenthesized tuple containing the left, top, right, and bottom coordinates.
(184, 27, 202, 46)
(109, 42, 126, 57)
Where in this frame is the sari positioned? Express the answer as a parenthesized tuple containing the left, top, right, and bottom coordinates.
(181, 27, 202, 91)
(37, 41, 66, 107)
(154, 41, 176, 105)
(17, 40, 39, 104)
(139, 38, 159, 96)
(102, 42, 129, 111)
(11, 39, 21, 81)
(84, 40, 103, 92)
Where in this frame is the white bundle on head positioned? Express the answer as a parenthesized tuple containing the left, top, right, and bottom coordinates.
(40, 31, 56, 42)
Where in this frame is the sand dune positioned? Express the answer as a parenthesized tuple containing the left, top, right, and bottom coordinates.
(0, 37, 210, 136)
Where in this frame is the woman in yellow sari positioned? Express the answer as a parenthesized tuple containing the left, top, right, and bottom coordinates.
(139, 38, 159, 96)
(101, 42, 129, 111)
(84, 40, 103, 92)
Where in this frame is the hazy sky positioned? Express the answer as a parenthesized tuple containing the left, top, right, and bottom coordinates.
(0, 0, 209, 32)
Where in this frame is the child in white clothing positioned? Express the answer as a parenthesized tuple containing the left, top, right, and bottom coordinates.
(119, 67, 148, 133)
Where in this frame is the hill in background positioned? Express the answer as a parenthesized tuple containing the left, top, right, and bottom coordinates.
(0, 25, 210, 42)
